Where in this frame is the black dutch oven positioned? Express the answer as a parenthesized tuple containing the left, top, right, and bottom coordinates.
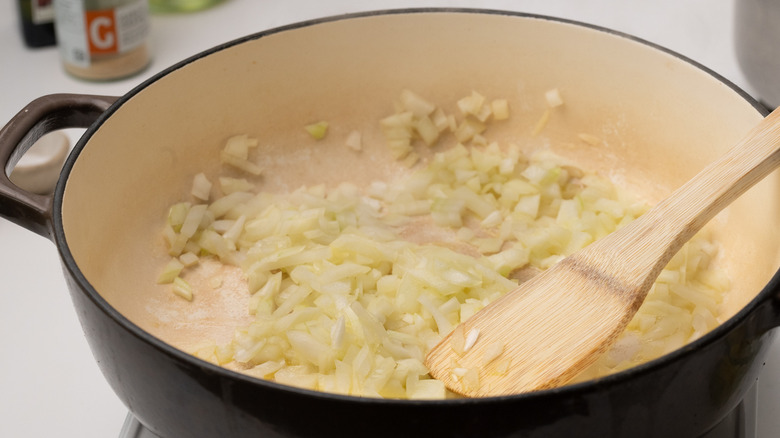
(1, 9, 779, 438)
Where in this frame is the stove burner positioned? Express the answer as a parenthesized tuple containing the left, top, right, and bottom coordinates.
(117, 384, 758, 438)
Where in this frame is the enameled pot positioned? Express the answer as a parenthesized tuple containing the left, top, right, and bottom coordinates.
(2, 9, 780, 438)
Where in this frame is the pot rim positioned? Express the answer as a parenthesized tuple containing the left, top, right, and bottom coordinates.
(52, 7, 775, 405)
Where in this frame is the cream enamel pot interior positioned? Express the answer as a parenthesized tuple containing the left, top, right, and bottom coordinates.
(2, 9, 780, 438)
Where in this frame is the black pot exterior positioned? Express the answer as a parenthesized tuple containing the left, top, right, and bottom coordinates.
(16, 9, 780, 438)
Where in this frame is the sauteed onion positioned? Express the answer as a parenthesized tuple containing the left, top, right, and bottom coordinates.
(156, 90, 729, 398)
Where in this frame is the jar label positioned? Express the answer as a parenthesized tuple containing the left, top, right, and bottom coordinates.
(31, 0, 55, 24)
(55, 0, 149, 68)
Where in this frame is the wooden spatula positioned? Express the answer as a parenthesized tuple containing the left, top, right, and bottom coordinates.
(425, 107, 780, 397)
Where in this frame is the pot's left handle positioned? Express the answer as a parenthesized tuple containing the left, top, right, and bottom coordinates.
(0, 94, 118, 240)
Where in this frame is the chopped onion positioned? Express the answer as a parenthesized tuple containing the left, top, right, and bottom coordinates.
(179, 252, 200, 267)
(220, 177, 254, 194)
(305, 121, 329, 140)
(345, 130, 362, 151)
(159, 88, 732, 399)
(399, 89, 436, 117)
(481, 341, 504, 365)
(191, 173, 212, 201)
(157, 258, 184, 284)
(545, 88, 564, 108)
(491, 99, 510, 120)
(457, 91, 487, 119)
(463, 328, 480, 353)
(172, 277, 193, 301)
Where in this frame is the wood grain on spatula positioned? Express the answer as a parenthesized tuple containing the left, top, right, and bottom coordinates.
(425, 107, 780, 397)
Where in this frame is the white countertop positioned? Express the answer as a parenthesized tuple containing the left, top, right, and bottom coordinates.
(1, 1, 778, 437)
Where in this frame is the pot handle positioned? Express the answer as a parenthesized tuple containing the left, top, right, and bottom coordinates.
(0, 94, 117, 239)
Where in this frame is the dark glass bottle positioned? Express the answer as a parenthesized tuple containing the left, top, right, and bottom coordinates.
(17, 0, 56, 48)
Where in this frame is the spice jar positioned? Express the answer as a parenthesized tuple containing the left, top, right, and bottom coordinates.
(53, 0, 150, 81)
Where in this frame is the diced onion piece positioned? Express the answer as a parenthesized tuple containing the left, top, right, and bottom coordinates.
(381, 112, 414, 130)
(274, 366, 318, 390)
(157, 258, 184, 284)
(179, 252, 200, 267)
(418, 295, 454, 335)
(381, 112, 417, 157)
(220, 151, 263, 175)
(452, 186, 495, 219)
(414, 116, 440, 146)
(457, 91, 487, 118)
(172, 276, 193, 301)
(331, 316, 346, 350)
(219, 134, 262, 175)
(481, 210, 503, 228)
(471, 134, 488, 147)
(400, 89, 436, 117)
(287, 330, 334, 369)
(222, 215, 246, 243)
(431, 198, 465, 227)
(191, 172, 212, 201)
(223, 134, 257, 160)
(220, 177, 254, 194)
(450, 324, 466, 355)
(407, 378, 446, 400)
(446, 114, 458, 132)
(482, 341, 504, 365)
(545, 88, 564, 108)
(487, 246, 530, 277)
(557, 198, 581, 225)
(463, 328, 480, 353)
(474, 105, 492, 123)
(246, 360, 285, 379)
(431, 108, 450, 132)
(167, 202, 190, 232)
(305, 121, 329, 140)
(494, 358, 512, 375)
(345, 130, 362, 151)
(491, 99, 509, 120)
(199, 229, 232, 259)
(454, 119, 486, 143)
(208, 191, 254, 219)
(460, 368, 480, 393)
